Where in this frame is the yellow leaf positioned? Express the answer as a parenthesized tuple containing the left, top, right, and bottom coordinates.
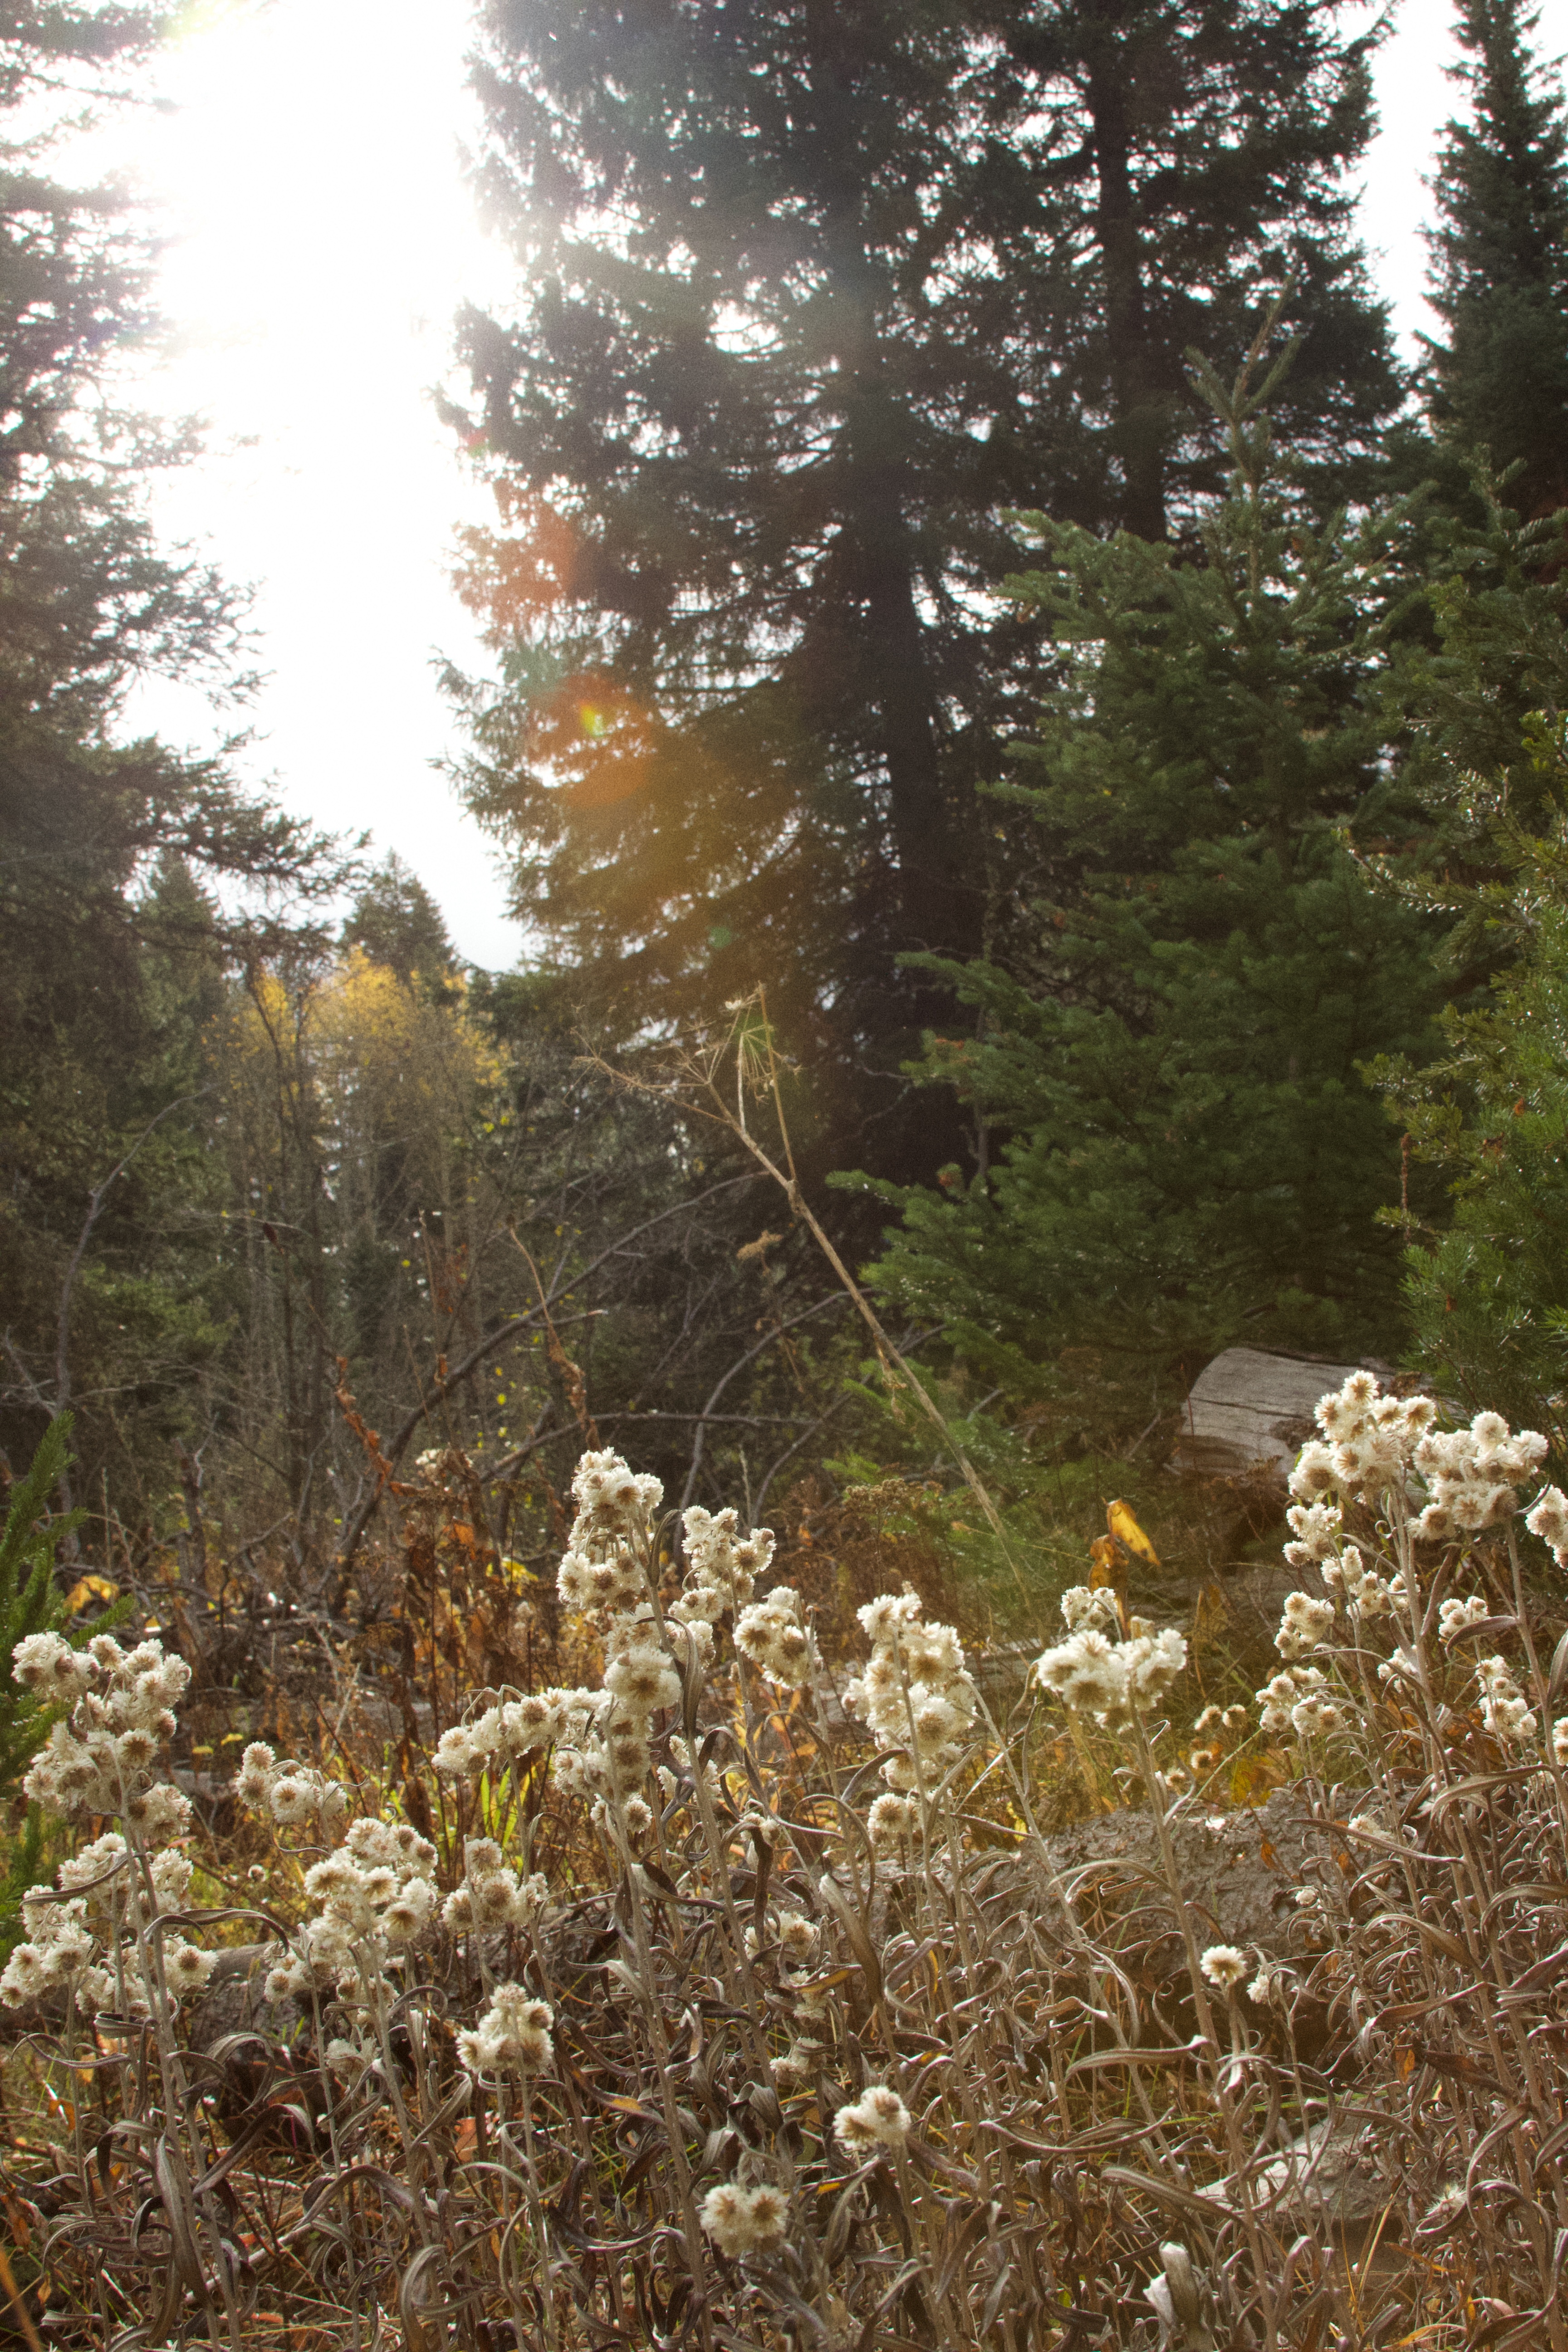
(1087, 1534, 1119, 1588)
(1106, 1499, 1160, 1568)
(64, 1573, 117, 1614)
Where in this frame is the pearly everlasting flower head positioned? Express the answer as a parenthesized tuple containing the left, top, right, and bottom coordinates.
(675, 1504, 776, 1627)
(1320, 1543, 1396, 1621)
(700, 2180, 788, 2258)
(770, 2042, 818, 2093)
(15, 1632, 193, 1833)
(1059, 1584, 1124, 1637)
(867, 1791, 916, 1850)
(735, 1585, 815, 1685)
(1290, 1377, 1549, 1559)
(1438, 1594, 1490, 1643)
(259, 1814, 438, 2013)
(1034, 1589, 1187, 1735)
(1526, 1484, 1568, 1569)
(554, 1449, 663, 1622)
(233, 1741, 349, 1839)
(1255, 1665, 1333, 1739)
(845, 1590, 977, 1793)
(440, 1835, 549, 1934)
(433, 1686, 603, 1785)
(1274, 1591, 1337, 1660)
(1411, 1414, 1547, 1536)
(834, 2082, 911, 2154)
(456, 1981, 554, 2078)
(0, 1824, 215, 2019)
(549, 1451, 764, 1814)
(1474, 1654, 1538, 1746)
(1283, 1499, 1343, 1568)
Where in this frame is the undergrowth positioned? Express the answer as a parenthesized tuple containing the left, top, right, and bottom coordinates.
(0, 1372, 1566, 2351)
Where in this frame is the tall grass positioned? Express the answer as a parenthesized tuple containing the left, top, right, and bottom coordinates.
(1, 1364, 1566, 2352)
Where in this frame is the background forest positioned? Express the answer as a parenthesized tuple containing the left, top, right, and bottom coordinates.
(3, 0, 1568, 1630)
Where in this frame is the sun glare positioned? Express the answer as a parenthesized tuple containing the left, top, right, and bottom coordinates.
(95, 0, 518, 964)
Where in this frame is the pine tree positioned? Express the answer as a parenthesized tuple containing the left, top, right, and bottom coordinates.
(1365, 494, 1568, 1457)
(342, 854, 458, 990)
(1425, 0, 1568, 522)
(449, 0, 1400, 1178)
(0, 6, 333, 1509)
(852, 338, 1440, 1436)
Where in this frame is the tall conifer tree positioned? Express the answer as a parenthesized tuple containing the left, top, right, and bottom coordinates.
(854, 343, 1439, 1430)
(449, 0, 1398, 1178)
(1425, 0, 1568, 520)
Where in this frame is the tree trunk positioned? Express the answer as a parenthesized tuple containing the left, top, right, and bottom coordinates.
(1086, 27, 1168, 542)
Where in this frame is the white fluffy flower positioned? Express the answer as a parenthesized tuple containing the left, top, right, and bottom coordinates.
(1527, 1484, 1568, 1566)
(1035, 1602, 1187, 1732)
(1199, 1944, 1248, 1990)
(456, 1983, 554, 2078)
(1438, 1594, 1490, 1642)
(846, 1591, 977, 1793)
(1275, 1592, 1337, 1660)
(735, 1587, 815, 1684)
(700, 2180, 788, 2257)
(834, 2082, 911, 2153)
(17, 1632, 191, 1825)
(1293, 1377, 1543, 1529)
(1475, 1654, 1537, 1746)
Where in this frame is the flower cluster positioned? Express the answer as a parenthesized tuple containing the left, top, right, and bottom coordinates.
(867, 1791, 917, 1849)
(457, 1981, 554, 2078)
(844, 1592, 978, 1793)
(442, 1837, 548, 1934)
(1282, 1498, 1343, 1569)
(14, 1632, 192, 1841)
(1319, 1543, 1399, 1620)
(1526, 1484, 1568, 1569)
(255, 1817, 437, 2008)
(1289, 1375, 1547, 1540)
(436, 1459, 785, 1849)
(1413, 1415, 1549, 1540)
(1475, 1654, 1538, 1746)
(747, 1907, 817, 1967)
(235, 1741, 349, 1838)
(1033, 1588, 1187, 1734)
(1, 1833, 214, 2016)
(554, 1448, 665, 1619)
(1274, 1592, 1336, 1660)
(1438, 1594, 1490, 1642)
(1256, 1666, 1345, 1741)
(735, 1584, 814, 1684)
(550, 1458, 771, 1832)
(1289, 1376, 1437, 1508)
(672, 1504, 775, 1640)
(433, 1687, 593, 1782)
(834, 2082, 912, 2155)
(700, 2180, 789, 2258)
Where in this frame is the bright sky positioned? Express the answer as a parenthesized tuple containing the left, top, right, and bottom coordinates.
(98, 0, 1560, 969)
